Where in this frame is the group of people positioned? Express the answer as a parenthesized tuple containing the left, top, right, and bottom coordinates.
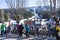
(17, 23, 30, 38)
(48, 15, 60, 40)
(0, 22, 11, 37)
(0, 22, 30, 38)
(1, 15, 60, 40)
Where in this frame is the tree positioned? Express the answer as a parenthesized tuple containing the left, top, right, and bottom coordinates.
(1, 10, 5, 22)
(0, 10, 2, 22)
(50, 0, 52, 12)
(53, 0, 56, 12)
(43, 0, 49, 7)
(4, 14, 8, 22)
(14, 15, 20, 21)
(23, 11, 34, 19)
(5, 0, 26, 20)
(42, 11, 50, 19)
(50, 0, 56, 13)
(0, 10, 2, 17)
(57, 7, 60, 16)
(5, 0, 16, 14)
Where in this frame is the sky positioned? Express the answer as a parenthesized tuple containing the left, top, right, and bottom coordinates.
(25, 0, 50, 7)
(0, 0, 8, 9)
(25, 0, 40, 7)
(0, 0, 50, 9)
(0, 0, 60, 9)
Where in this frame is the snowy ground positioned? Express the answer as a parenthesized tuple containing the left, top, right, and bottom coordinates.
(0, 35, 56, 40)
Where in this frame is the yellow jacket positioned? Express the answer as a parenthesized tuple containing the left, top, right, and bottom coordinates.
(56, 25, 60, 31)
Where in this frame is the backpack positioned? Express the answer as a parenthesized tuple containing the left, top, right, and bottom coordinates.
(17, 25, 20, 29)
